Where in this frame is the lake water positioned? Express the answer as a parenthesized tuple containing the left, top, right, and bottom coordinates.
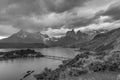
(0, 47, 79, 80)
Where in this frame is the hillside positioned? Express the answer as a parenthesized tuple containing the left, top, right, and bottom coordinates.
(78, 28, 120, 53)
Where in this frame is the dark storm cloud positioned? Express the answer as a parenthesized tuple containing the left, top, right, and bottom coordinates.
(100, 2, 120, 20)
(6, 0, 47, 16)
(8, 0, 34, 4)
(5, 0, 90, 15)
(0, 0, 118, 38)
(0, 0, 90, 19)
(64, 18, 94, 29)
(72, 3, 118, 29)
(44, 0, 90, 13)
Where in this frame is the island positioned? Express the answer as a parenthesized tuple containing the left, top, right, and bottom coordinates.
(0, 49, 44, 60)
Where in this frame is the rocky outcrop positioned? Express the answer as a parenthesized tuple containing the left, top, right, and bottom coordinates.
(76, 30, 88, 40)
(49, 29, 89, 47)
(66, 29, 76, 39)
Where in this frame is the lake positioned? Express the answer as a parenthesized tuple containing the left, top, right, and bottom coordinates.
(0, 47, 79, 80)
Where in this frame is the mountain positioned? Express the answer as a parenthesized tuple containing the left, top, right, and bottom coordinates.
(0, 30, 49, 48)
(76, 30, 89, 40)
(66, 29, 76, 39)
(0, 30, 49, 43)
(79, 28, 120, 53)
(69, 29, 109, 48)
(48, 29, 89, 47)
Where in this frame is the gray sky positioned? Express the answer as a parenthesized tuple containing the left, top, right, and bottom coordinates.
(0, 0, 120, 38)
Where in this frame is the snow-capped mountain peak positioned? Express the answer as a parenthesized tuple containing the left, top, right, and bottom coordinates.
(0, 30, 50, 44)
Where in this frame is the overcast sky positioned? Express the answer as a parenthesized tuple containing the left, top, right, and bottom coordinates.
(0, 0, 120, 38)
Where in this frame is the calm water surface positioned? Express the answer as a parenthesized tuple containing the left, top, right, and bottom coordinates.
(0, 47, 79, 80)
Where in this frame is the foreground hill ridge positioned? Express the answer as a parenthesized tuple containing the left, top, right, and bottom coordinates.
(34, 51, 120, 80)
(79, 28, 120, 53)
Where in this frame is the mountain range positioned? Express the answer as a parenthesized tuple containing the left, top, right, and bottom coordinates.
(0, 30, 49, 43)
(47, 29, 90, 47)
(0, 29, 91, 48)
(0, 28, 116, 50)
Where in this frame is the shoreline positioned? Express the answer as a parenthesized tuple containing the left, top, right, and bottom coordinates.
(34, 51, 120, 80)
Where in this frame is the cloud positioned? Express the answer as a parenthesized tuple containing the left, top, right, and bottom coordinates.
(0, 0, 9, 10)
(76, 20, 120, 32)
(0, 25, 18, 36)
(11, 11, 95, 31)
(3, 0, 90, 16)
(44, 0, 90, 13)
(71, 0, 120, 31)
(64, 17, 94, 29)
(71, 0, 120, 32)
(43, 28, 69, 37)
(100, 1, 120, 20)
(0, 0, 119, 37)
(3, 0, 47, 16)
(11, 13, 66, 31)
(0, 0, 90, 31)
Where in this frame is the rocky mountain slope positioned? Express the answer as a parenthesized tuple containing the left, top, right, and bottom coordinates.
(48, 29, 90, 47)
(0, 30, 49, 48)
(0, 30, 49, 44)
(79, 28, 120, 53)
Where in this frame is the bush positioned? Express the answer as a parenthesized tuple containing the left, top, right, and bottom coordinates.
(89, 61, 106, 72)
